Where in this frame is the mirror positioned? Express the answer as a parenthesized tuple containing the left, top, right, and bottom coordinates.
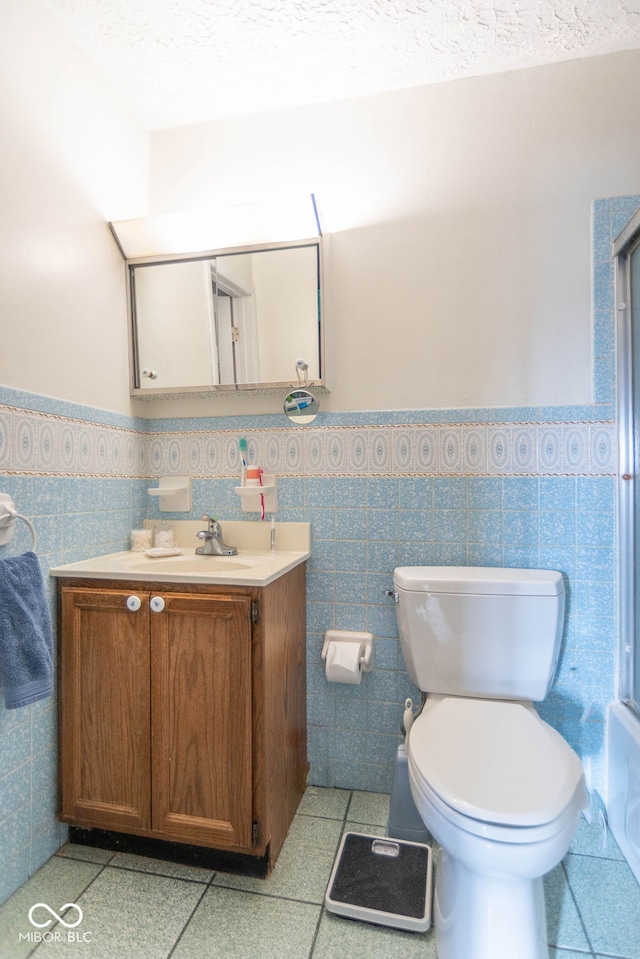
(127, 240, 323, 395)
(284, 389, 319, 424)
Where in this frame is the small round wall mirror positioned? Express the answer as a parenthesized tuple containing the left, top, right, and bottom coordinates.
(284, 389, 319, 424)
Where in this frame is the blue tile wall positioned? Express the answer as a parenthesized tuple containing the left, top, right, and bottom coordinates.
(300, 472, 617, 793)
(0, 407, 148, 904)
(141, 416, 617, 794)
(592, 194, 640, 407)
(1, 193, 635, 905)
(138, 419, 618, 796)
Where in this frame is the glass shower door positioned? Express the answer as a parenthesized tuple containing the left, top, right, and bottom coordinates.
(631, 243, 640, 714)
(616, 215, 640, 718)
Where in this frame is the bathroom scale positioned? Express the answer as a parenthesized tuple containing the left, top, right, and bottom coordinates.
(324, 832, 432, 933)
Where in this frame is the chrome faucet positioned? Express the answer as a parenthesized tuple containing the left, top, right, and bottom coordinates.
(195, 516, 238, 556)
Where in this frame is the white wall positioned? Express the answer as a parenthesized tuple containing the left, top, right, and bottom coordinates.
(0, 0, 147, 416)
(146, 50, 640, 417)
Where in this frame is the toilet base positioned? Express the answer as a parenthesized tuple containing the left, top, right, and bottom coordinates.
(387, 744, 432, 845)
(434, 848, 549, 959)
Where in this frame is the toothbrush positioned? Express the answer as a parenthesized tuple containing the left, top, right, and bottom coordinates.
(259, 467, 265, 520)
(238, 437, 247, 486)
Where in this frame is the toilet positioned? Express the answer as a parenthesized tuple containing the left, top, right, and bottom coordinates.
(393, 566, 587, 959)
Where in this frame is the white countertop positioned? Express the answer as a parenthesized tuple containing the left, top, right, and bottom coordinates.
(50, 520, 310, 587)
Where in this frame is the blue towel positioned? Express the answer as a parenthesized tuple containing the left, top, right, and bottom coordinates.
(0, 551, 53, 709)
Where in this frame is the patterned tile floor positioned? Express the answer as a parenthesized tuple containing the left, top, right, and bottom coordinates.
(0, 788, 639, 959)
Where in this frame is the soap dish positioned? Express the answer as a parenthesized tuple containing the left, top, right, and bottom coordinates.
(144, 547, 183, 558)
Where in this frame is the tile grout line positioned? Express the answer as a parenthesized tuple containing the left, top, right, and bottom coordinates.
(102, 862, 215, 886)
(211, 886, 330, 908)
(308, 789, 354, 959)
(165, 882, 209, 959)
(297, 811, 354, 821)
(560, 858, 597, 958)
(307, 904, 326, 959)
(564, 850, 626, 865)
(28, 858, 112, 958)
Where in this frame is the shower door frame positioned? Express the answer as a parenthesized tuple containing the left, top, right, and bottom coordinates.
(614, 205, 640, 720)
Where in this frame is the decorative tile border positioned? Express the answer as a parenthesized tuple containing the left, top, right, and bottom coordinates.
(141, 421, 615, 480)
(0, 403, 616, 480)
(0, 404, 144, 478)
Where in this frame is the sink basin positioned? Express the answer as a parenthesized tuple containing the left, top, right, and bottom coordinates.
(126, 556, 251, 574)
(49, 528, 311, 586)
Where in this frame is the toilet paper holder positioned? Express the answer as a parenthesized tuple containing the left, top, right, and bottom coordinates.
(321, 630, 374, 671)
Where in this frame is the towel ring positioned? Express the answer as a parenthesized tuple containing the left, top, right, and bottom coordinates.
(0, 493, 37, 553)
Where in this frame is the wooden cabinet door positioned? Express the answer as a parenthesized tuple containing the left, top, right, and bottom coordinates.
(150, 593, 254, 850)
(59, 588, 151, 832)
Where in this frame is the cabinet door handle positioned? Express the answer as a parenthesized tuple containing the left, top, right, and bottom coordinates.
(150, 596, 165, 613)
(126, 595, 142, 612)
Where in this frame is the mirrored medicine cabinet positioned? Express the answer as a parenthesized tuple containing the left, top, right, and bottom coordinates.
(110, 204, 324, 398)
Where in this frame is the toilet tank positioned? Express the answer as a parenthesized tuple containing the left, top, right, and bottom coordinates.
(394, 567, 565, 702)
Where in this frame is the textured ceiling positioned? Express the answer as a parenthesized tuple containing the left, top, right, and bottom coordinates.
(43, 0, 640, 129)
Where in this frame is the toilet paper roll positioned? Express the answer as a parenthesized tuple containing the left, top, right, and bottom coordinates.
(325, 641, 362, 684)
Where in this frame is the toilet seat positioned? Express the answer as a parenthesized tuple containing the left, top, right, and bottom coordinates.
(410, 759, 586, 846)
(408, 696, 586, 832)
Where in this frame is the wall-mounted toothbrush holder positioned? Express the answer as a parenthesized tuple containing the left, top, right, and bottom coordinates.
(147, 476, 192, 512)
(234, 475, 278, 514)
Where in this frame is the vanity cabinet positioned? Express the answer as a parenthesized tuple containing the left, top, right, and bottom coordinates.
(57, 565, 307, 871)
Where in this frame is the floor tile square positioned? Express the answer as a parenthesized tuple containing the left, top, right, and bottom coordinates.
(297, 786, 351, 820)
(569, 814, 626, 860)
(213, 815, 343, 904)
(343, 822, 385, 838)
(0, 856, 103, 959)
(313, 910, 437, 958)
(172, 887, 320, 959)
(109, 852, 214, 884)
(55, 843, 115, 865)
(565, 853, 640, 958)
(348, 791, 390, 827)
(35, 866, 206, 958)
(544, 863, 590, 952)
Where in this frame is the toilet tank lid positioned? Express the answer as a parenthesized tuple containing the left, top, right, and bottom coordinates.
(393, 566, 564, 596)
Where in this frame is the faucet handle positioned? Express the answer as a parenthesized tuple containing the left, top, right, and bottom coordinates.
(201, 515, 221, 534)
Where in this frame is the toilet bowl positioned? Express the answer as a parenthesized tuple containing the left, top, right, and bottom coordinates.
(392, 567, 588, 959)
(406, 696, 587, 959)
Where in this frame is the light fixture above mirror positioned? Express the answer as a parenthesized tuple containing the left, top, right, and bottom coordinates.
(109, 195, 321, 259)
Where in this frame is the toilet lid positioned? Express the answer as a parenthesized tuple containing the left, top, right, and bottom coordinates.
(408, 697, 585, 827)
